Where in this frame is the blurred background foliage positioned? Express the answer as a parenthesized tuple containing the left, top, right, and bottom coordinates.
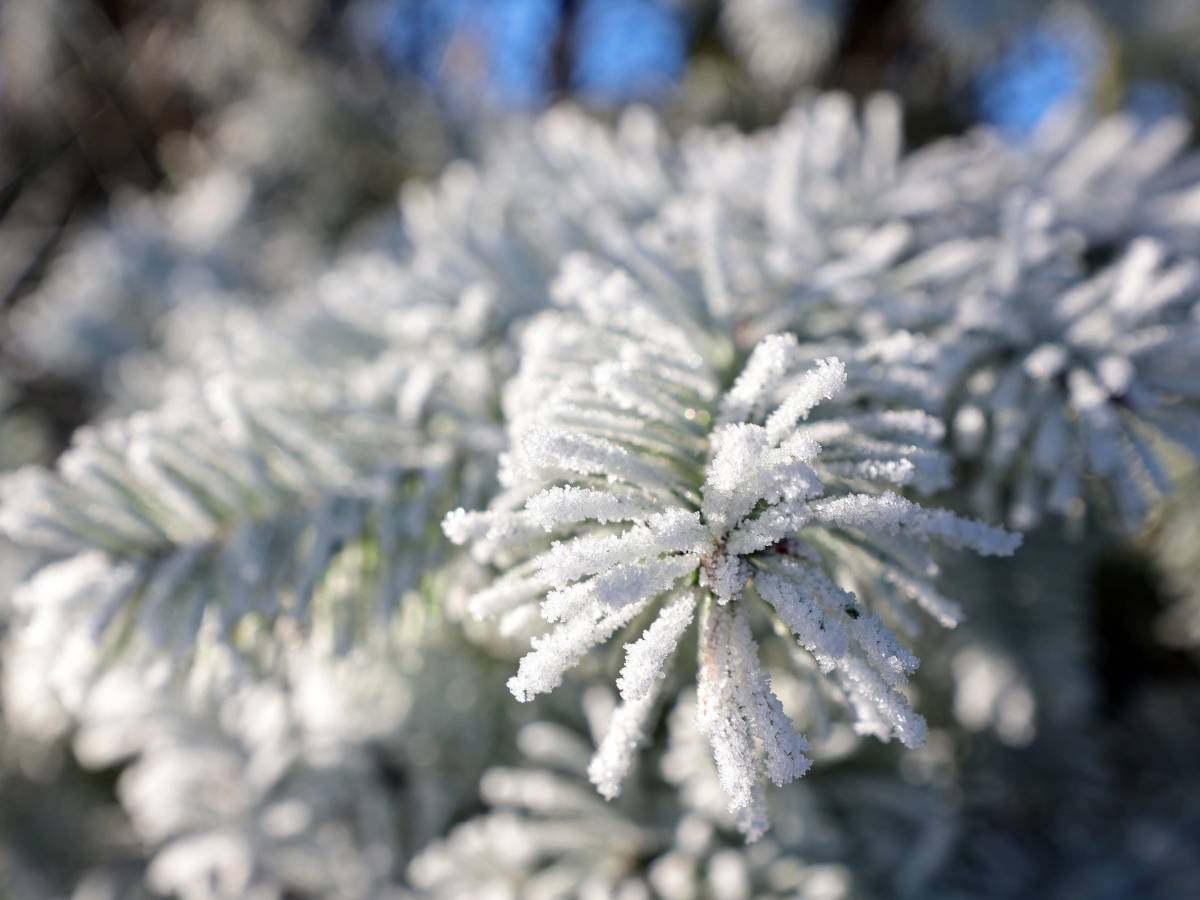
(1, 1, 1199, 897)
(2, 0, 1199, 443)
(3, 0, 1198, 330)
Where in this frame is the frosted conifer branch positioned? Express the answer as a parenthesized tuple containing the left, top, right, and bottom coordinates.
(444, 256, 1017, 832)
(884, 196, 1200, 529)
(0, 378, 462, 704)
(0, 97, 710, 717)
(6, 89, 1198, 887)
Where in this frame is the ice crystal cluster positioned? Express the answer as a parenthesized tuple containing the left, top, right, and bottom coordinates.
(2, 87, 1200, 898)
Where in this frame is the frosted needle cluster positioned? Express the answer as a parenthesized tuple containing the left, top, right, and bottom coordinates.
(445, 256, 1019, 835)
